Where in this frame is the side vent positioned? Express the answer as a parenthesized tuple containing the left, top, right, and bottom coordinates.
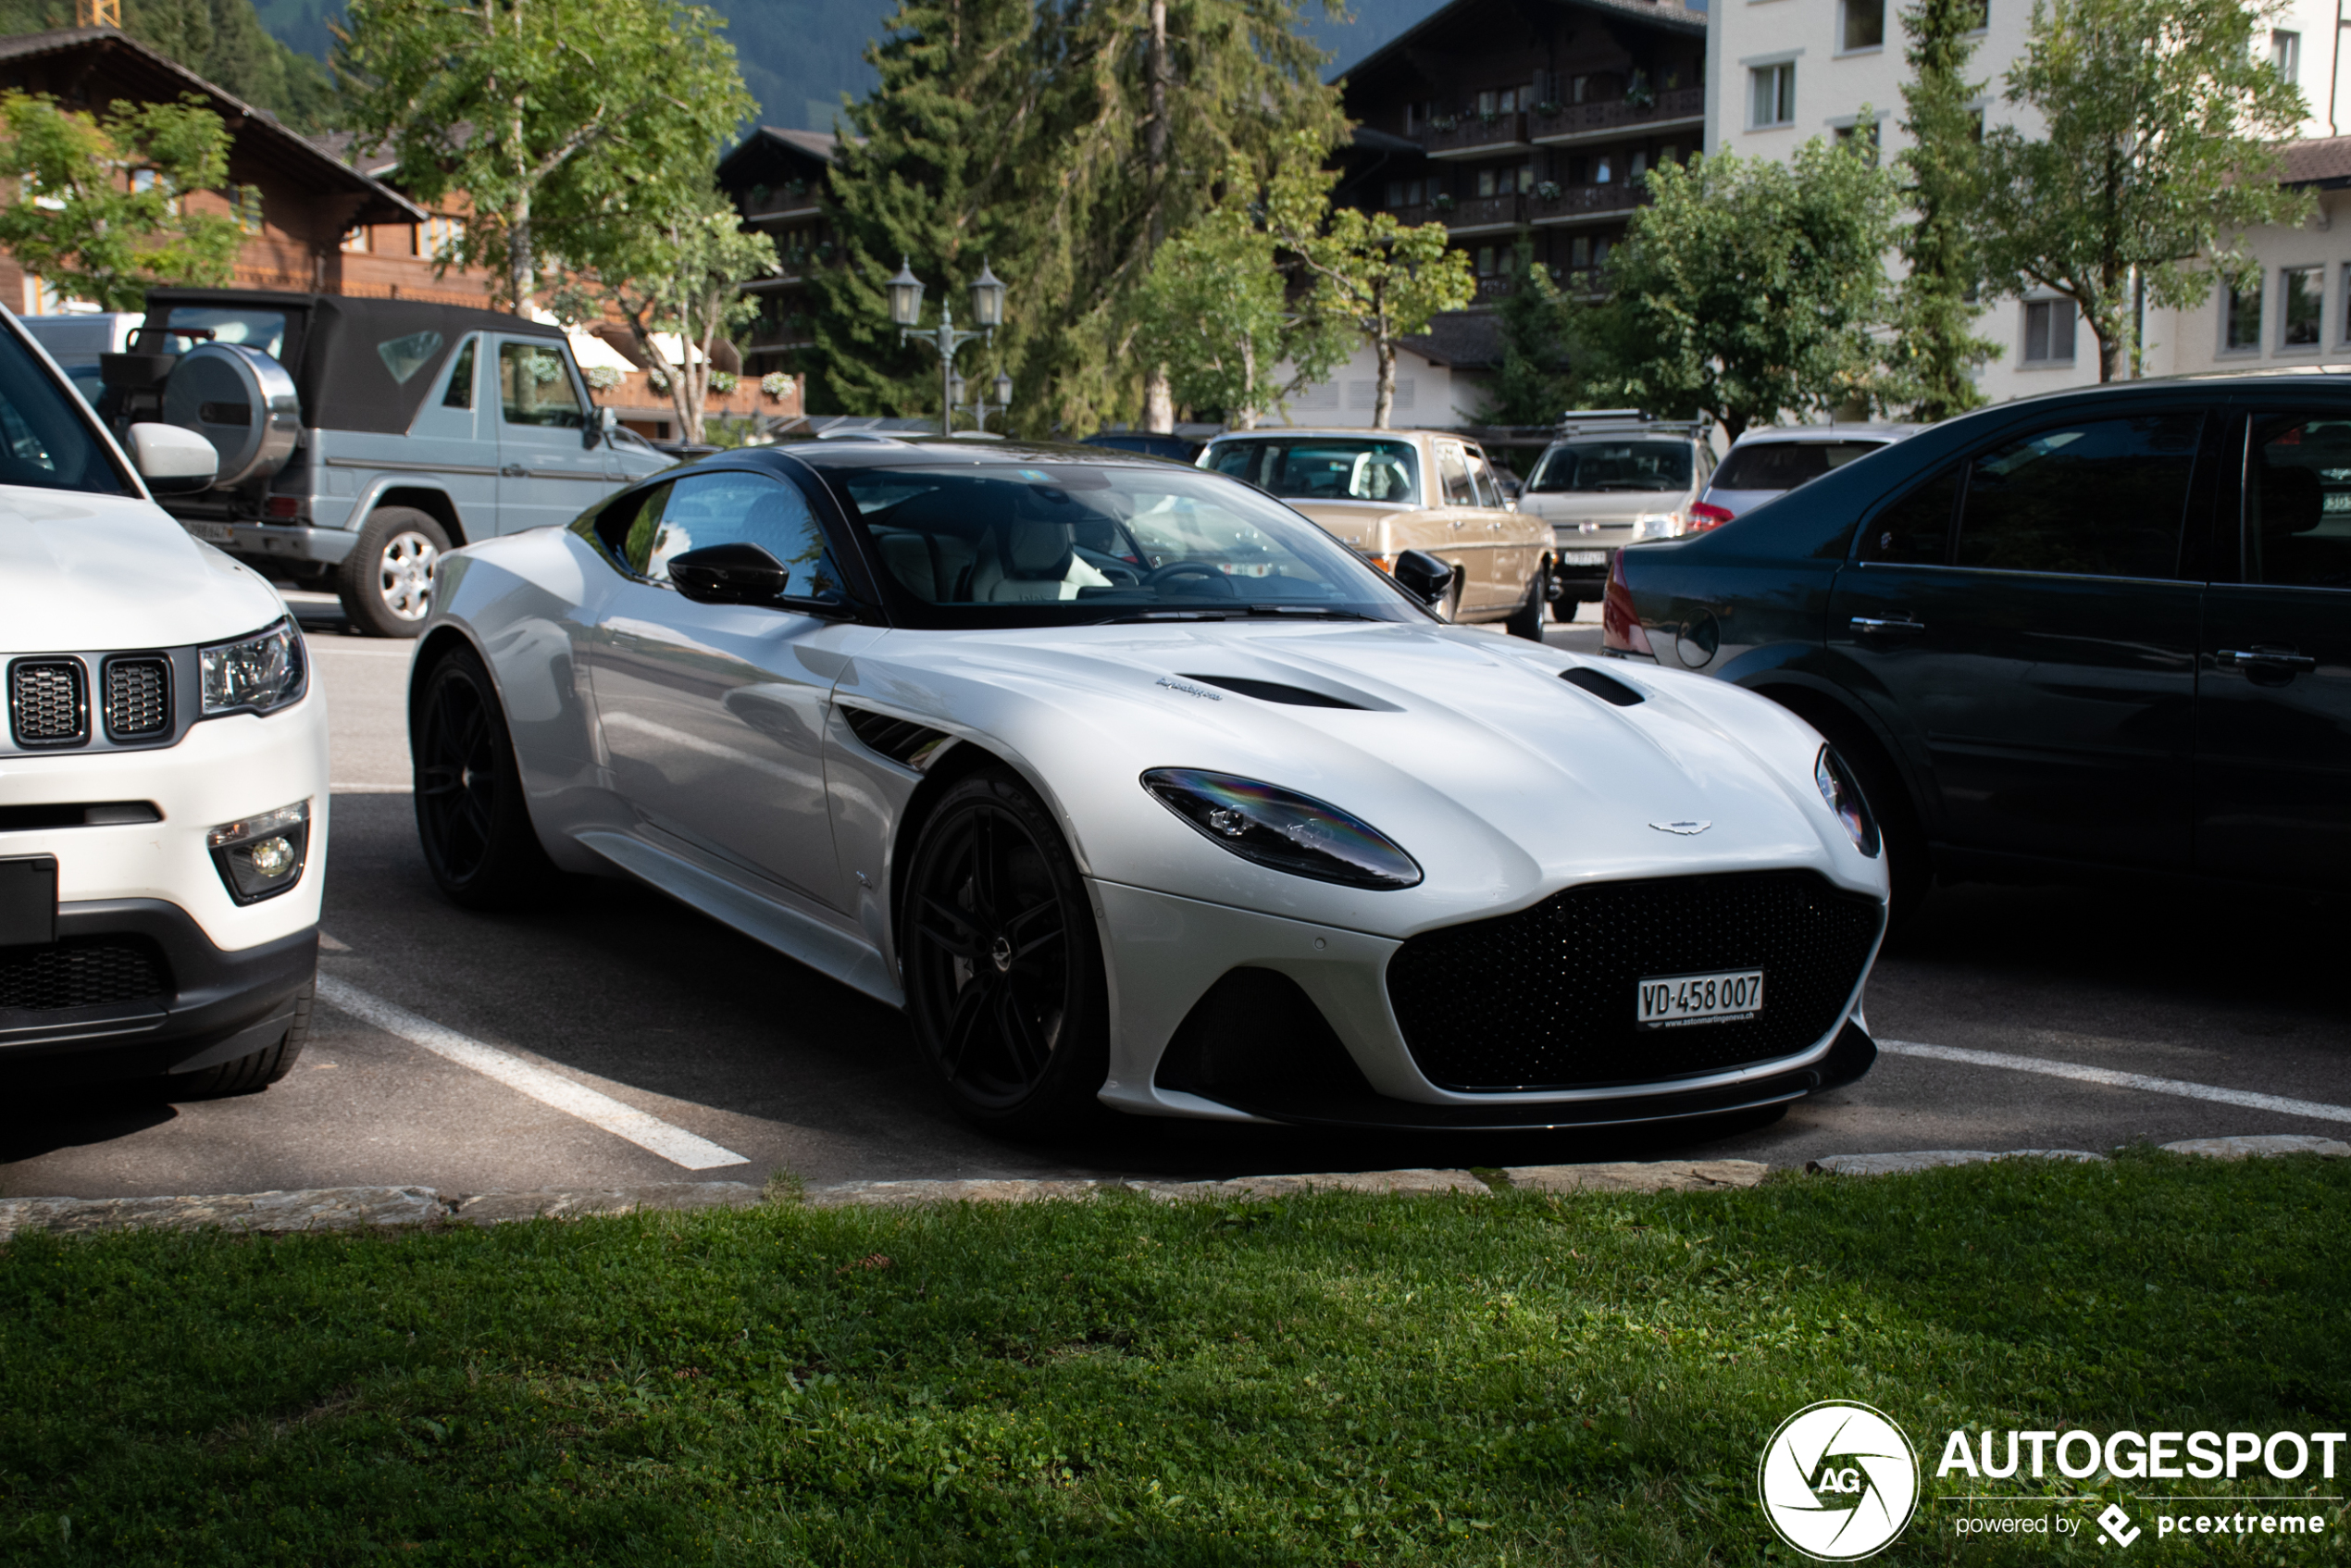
(841, 705, 955, 771)
(1176, 674, 1367, 709)
(1561, 666, 1644, 707)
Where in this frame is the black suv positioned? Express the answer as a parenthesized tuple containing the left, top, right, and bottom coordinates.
(1605, 372, 2351, 921)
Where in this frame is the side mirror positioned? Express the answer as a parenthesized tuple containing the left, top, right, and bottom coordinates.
(1392, 548, 1456, 605)
(127, 421, 218, 494)
(669, 541, 788, 604)
(589, 404, 618, 447)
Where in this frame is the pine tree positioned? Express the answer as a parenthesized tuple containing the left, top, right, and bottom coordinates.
(1480, 232, 1574, 428)
(1888, 0, 1996, 420)
(806, 0, 1047, 424)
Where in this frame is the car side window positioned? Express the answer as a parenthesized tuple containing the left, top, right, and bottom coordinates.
(1437, 442, 1476, 506)
(2245, 412, 2351, 589)
(626, 469, 843, 600)
(442, 337, 476, 409)
(1860, 465, 1961, 565)
(1464, 447, 1503, 507)
(1955, 412, 2203, 579)
(498, 341, 586, 428)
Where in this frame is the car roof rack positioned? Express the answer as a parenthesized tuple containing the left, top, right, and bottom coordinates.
(1549, 409, 1710, 442)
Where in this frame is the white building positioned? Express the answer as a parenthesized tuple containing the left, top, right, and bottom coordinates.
(1704, 0, 2348, 398)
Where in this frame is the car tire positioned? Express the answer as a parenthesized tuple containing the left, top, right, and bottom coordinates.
(412, 644, 559, 909)
(1505, 565, 1549, 641)
(170, 980, 311, 1098)
(339, 507, 451, 639)
(901, 767, 1112, 1139)
(1776, 696, 1933, 933)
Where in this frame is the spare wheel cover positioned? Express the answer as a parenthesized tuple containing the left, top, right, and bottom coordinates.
(159, 342, 300, 487)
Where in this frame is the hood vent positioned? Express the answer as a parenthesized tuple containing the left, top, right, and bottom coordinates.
(1176, 674, 1367, 710)
(1561, 666, 1645, 707)
(841, 705, 955, 771)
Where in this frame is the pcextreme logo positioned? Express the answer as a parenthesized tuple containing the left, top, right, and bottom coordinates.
(1757, 1400, 1922, 1562)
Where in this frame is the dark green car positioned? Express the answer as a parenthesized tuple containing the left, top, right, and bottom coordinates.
(1605, 373, 2351, 924)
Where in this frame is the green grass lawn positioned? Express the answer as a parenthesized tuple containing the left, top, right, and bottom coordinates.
(1, 1151, 2345, 1565)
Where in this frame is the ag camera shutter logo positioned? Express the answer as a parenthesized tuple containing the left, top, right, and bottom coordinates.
(1758, 1400, 1921, 1560)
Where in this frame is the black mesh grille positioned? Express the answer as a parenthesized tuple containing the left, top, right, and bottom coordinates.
(10, 660, 86, 747)
(0, 939, 168, 1011)
(104, 657, 170, 739)
(1387, 870, 1884, 1091)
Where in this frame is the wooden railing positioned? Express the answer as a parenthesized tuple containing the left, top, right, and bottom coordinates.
(1527, 85, 1707, 142)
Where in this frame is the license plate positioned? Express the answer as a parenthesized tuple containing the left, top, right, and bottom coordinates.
(1637, 968, 1763, 1028)
(187, 522, 233, 544)
(1560, 550, 1607, 566)
(0, 855, 58, 947)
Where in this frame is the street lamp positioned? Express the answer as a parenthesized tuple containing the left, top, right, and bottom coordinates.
(952, 367, 1014, 432)
(887, 256, 1008, 434)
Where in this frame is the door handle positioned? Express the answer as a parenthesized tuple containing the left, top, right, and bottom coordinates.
(1849, 616, 1926, 636)
(2218, 647, 2318, 672)
(501, 463, 529, 477)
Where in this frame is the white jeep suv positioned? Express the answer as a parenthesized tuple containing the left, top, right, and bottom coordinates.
(1, 306, 326, 1094)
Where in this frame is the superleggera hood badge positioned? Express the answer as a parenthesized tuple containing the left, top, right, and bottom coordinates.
(1155, 677, 1222, 700)
(1649, 819, 1711, 835)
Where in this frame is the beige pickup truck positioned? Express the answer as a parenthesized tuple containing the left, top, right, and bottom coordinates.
(1199, 429, 1554, 639)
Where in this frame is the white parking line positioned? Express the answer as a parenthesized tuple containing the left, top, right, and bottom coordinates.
(1879, 1039, 2351, 1126)
(315, 975, 750, 1170)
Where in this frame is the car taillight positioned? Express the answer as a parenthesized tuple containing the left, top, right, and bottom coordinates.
(1601, 552, 1652, 656)
(264, 495, 305, 520)
(1687, 501, 1735, 532)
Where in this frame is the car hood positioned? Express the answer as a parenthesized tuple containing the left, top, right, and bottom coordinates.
(0, 484, 288, 652)
(1275, 500, 1413, 548)
(842, 619, 1881, 936)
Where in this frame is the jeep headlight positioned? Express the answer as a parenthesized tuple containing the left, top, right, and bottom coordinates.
(1142, 769, 1422, 890)
(207, 799, 311, 902)
(200, 617, 306, 717)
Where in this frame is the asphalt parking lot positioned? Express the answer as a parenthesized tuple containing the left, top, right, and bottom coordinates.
(6, 598, 2347, 1201)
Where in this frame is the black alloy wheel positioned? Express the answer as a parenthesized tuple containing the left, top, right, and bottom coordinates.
(902, 769, 1110, 1135)
(413, 646, 556, 909)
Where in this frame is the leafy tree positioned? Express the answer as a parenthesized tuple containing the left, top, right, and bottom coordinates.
(0, 90, 243, 310)
(551, 192, 777, 444)
(338, 0, 752, 315)
(0, 0, 342, 131)
(1888, 0, 1998, 420)
(1977, 0, 2308, 380)
(807, 0, 1042, 426)
(1479, 232, 1574, 427)
(1260, 131, 1473, 430)
(1131, 155, 1347, 428)
(1040, 0, 1342, 433)
(1574, 140, 1897, 440)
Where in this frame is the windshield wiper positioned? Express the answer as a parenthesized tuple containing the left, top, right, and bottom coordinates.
(1099, 604, 1384, 625)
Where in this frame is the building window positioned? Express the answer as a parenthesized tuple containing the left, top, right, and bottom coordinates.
(2022, 298, 2076, 364)
(231, 186, 263, 236)
(1476, 246, 1498, 276)
(1750, 63, 1796, 128)
(2225, 276, 2264, 352)
(1835, 119, 1881, 166)
(1594, 155, 1613, 184)
(1571, 236, 1592, 268)
(1842, 0, 1885, 51)
(1572, 74, 1590, 104)
(2282, 266, 2322, 346)
(341, 226, 370, 254)
(2272, 29, 2301, 84)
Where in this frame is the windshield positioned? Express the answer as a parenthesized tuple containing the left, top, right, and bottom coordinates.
(0, 326, 134, 496)
(1528, 440, 1694, 493)
(1205, 437, 1421, 504)
(1711, 440, 1884, 493)
(164, 306, 292, 362)
(834, 463, 1422, 625)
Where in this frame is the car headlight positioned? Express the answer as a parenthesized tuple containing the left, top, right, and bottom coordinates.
(207, 799, 311, 902)
(200, 617, 307, 717)
(1631, 511, 1685, 540)
(1814, 746, 1880, 857)
(1141, 769, 1423, 890)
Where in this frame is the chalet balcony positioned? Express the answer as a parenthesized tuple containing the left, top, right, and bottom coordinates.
(1418, 111, 1529, 158)
(743, 192, 823, 224)
(1524, 180, 1649, 226)
(1527, 85, 1706, 146)
(1443, 193, 1524, 234)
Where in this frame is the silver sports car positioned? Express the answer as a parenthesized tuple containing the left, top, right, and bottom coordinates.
(409, 438, 1889, 1137)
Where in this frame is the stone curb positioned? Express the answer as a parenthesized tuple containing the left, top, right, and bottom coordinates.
(1809, 1133, 2350, 1176)
(4, 1137, 2331, 1239)
(0, 1159, 1771, 1240)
